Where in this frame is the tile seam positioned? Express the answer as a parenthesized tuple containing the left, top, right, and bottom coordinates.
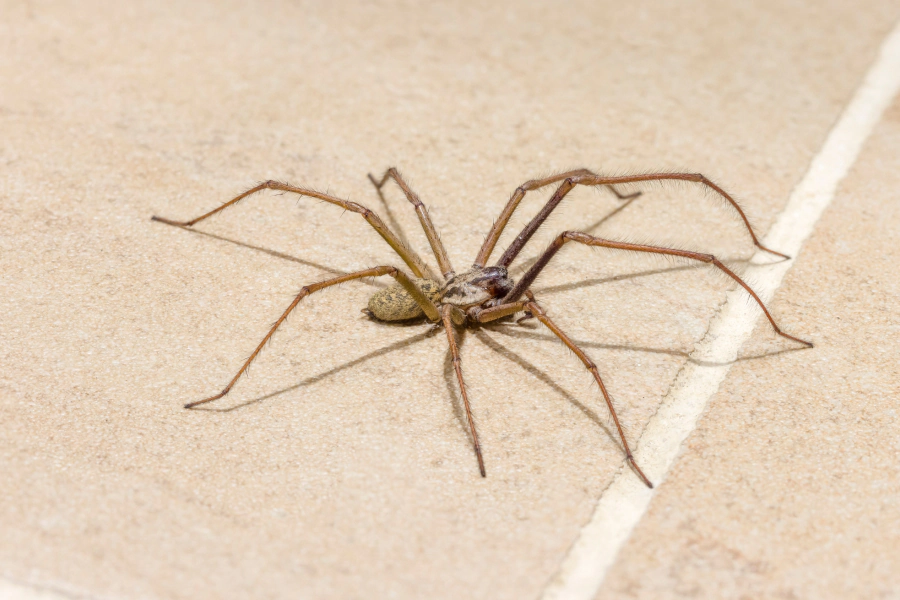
(540, 18, 900, 600)
(0, 576, 95, 600)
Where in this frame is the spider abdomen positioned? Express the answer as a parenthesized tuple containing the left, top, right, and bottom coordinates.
(367, 278, 442, 321)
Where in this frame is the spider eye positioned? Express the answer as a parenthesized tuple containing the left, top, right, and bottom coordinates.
(481, 266, 508, 278)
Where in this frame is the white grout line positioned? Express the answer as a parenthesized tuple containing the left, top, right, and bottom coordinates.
(0, 578, 85, 600)
(541, 20, 900, 600)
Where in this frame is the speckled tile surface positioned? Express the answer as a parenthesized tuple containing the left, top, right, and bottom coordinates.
(1, 1, 898, 598)
(596, 93, 900, 600)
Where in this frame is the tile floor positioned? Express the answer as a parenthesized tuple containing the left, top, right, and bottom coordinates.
(1, 1, 898, 598)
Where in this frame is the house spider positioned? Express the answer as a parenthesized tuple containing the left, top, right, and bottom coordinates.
(152, 168, 812, 488)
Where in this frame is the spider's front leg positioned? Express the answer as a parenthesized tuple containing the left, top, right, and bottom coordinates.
(475, 169, 642, 266)
(486, 171, 790, 270)
(184, 266, 439, 409)
(504, 231, 813, 347)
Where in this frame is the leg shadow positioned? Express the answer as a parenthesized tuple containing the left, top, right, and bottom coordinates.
(473, 328, 620, 451)
(490, 320, 812, 367)
(152, 219, 386, 287)
(191, 327, 436, 412)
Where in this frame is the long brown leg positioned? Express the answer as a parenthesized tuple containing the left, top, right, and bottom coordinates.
(477, 171, 787, 269)
(504, 231, 813, 347)
(184, 266, 440, 409)
(441, 304, 486, 477)
(524, 300, 653, 488)
(369, 168, 455, 279)
(476, 169, 630, 266)
(152, 180, 432, 279)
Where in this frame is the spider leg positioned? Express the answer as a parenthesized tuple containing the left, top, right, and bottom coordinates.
(477, 169, 627, 266)
(184, 265, 439, 409)
(504, 231, 813, 347)
(441, 304, 486, 477)
(365, 170, 427, 278)
(369, 168, 455, 279)
(524, 299, 653, 489)
(480, 171, 788, 269)
(152, 180, 432, 279)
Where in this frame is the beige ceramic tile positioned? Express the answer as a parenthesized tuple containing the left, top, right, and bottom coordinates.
(596, 94, 900, 600)
(1, 1, 897, 598)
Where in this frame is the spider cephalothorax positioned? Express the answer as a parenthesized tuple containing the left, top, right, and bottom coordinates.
(441, 266, 515, 310)
(153, 167, 812, 486)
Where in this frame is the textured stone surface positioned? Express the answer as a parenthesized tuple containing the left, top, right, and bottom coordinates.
(1, 1, 898, 598)
(597, 95, 900, 600)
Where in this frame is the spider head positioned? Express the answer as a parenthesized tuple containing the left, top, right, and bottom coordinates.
(441, 266, 514, 308)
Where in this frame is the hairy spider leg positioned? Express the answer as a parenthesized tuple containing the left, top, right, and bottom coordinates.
(481, 171, 789, 270)
(441, 304, 486, 477)
(504, 231, 813, 347)
(152, 180, 432, 279)
(366, 171, 435, 281)
(184, 266, 440, 409)
(475, 169, 642, 267)
(369, 168, 455, 279)
(525, 300, 654, 488)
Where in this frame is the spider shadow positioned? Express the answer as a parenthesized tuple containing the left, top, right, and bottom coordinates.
(521, 256, 774, 298)
(368, 173, 416, 259)
(441, 326, 476, 444)
(489, 321, 811, 367)
(189, 325, 438, 412)
(470, 328, 622, 452)
(520, 254, 808, 367)
(153, 220, 386, 288)
(533, 263, 703, 297)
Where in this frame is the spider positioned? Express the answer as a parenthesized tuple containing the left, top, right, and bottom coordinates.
(152, 167, 812, 488)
